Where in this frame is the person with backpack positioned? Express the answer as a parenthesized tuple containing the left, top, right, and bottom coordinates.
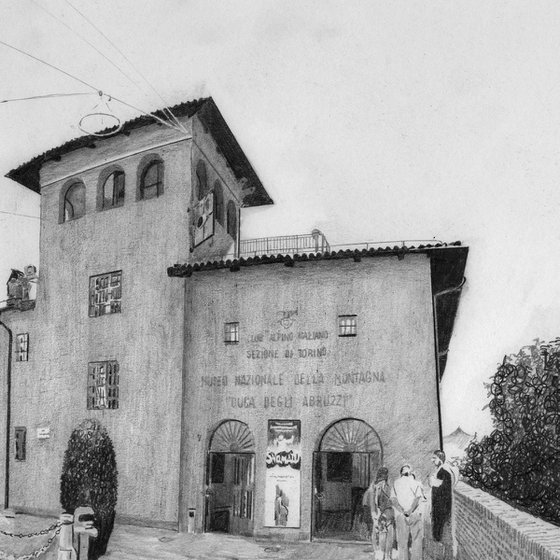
(363, 467, 395, 560)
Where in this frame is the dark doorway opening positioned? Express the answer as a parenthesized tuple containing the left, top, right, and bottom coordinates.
(312, 419, 382, 541)
(205, 420, 255, 536)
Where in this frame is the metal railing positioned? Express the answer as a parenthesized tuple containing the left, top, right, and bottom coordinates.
(196, 235, 447, 263)
(239, 229, 330, 258)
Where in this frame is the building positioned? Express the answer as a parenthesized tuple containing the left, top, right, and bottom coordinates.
(0, 97, 468, 542)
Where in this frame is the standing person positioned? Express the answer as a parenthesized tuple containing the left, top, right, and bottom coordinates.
(429, 450, 453, 542)
(391, 464, 423, 560)
(373, 467, 395, 560)
(363, 467, 395, 559)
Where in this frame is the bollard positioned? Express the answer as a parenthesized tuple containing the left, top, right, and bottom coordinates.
(74, 507, 98, 560)
(57, 513, 77, 560)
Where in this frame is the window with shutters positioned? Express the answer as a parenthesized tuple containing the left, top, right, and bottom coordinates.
(89, 271, 122, 317)
(15, 333, 29, 362)
(15, 427, 26, 461)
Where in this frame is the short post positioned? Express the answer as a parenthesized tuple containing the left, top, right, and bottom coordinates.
(57, 513, 77, 560)
(74, 506, 98, 560)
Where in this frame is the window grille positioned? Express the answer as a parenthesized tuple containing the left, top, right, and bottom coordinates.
(224, 322, 239, 344)
(87, 361, 119, 410)
(15, 333, 29, 362)
(89, 271, 122, 317)
(338, 315, 357, 337)
(14, 427, 26, 461)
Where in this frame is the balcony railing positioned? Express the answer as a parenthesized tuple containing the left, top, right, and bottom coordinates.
(239, 229, 330, 258)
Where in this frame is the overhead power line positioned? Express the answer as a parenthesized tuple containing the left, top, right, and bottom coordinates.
(1, 92, 94, 104)
(63, 0, 189, 135)
(0, 38, 189, 135)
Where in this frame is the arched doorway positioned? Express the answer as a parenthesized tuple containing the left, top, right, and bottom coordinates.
(312, 418, 382, 541)
(205, 420, 255, 536)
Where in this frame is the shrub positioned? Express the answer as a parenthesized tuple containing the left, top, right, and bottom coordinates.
(60, 418, 118, 559)
(461, 340, 560, 525)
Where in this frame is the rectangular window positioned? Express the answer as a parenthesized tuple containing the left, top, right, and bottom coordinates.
(338, 315, 357, 337)
(224, 322, 239, 344)
(15, 333, 29, 361)
(89, 271, 122, 317)
(87, 361, 119, 410)
(15, 427, 26, 461)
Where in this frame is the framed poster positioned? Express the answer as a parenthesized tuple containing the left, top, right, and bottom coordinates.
(264, 419, 301, 528)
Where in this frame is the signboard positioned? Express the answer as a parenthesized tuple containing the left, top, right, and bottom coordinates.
(37, 427, 50, 439)
(264, 419, 301, 528)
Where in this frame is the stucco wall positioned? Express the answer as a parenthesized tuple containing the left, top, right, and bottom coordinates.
(2, 112, 247, 526)
(454, 482, 560, 560)
(179, 254, 440, 539)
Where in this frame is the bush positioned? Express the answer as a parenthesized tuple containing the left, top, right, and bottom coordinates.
(461, 340, 560, 525)
(60, 419, 118, 559)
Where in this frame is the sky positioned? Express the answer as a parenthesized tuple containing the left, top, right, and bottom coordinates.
(2, 0, 560, 437)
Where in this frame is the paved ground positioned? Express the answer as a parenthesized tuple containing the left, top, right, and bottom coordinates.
(0, 513, 448, 559)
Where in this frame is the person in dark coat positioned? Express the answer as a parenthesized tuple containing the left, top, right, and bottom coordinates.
(429, 449, 452, 542)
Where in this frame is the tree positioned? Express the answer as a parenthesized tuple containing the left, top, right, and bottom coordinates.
(60, 418, 118, 559)
(461, 340, 560, 525)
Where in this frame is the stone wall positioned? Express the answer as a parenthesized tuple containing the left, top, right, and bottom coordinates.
(453, 482, 560, 560)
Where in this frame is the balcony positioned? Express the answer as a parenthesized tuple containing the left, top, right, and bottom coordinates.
(239, 229, 330, 258)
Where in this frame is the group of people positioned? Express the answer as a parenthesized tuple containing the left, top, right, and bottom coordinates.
(362, 450, 453, 560)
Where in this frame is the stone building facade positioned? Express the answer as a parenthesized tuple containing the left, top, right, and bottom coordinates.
(0, 96, 467, 541)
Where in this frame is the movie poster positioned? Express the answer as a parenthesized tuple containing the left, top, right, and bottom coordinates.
(264, 419, 301, 528)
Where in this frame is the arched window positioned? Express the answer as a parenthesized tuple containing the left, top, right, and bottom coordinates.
(101, 170, 125, 209)
(196, 160, 208, 200)
(227, 201, 237, 241)
(213, 180, 224, 226)
(63, 181, 86, 222)
(140, 160, 164, 200)
(319, 419, 381, 453)
(209, 420, 255, 453)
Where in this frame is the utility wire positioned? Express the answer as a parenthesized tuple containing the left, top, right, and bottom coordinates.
(0, 38, 99, 92)
(28, 0, 148, 106)
(64, 0, 189, 135)
(0, 38, 186, 134)
(1, 92, 94, 104)
(0, 209, 40, 220)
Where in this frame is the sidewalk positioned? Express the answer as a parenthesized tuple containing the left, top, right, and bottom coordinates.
(1, 513, 446, 560)
(105, 525, 377, 560)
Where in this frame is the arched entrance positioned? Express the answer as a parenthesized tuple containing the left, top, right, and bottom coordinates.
(312, 418, 382, 541)
(205, 420, 255, 536)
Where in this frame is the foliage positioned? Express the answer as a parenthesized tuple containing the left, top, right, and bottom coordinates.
(60, 418, 118, 559)
(461, 340, 560, 525)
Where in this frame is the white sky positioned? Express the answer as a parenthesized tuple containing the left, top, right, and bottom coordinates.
(2, 0, 560, 437)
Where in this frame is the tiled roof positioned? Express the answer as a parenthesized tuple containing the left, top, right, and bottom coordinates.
(167, 241, 465, 278)
(6, 97, 273, 207)
(167, 241, 468, 381)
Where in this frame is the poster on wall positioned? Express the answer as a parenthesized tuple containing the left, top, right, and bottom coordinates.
(264, 419, 301, 528)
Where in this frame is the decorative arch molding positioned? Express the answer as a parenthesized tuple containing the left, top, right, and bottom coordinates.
(319, 418, 382, 454)
(97, 164, 125, 210)
(209, 420, 255, 453)
(136, 153, 164, 201)
(59, 178, 86, 223)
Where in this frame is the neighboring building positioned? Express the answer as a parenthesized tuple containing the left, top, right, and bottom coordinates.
(443, 426, 474, 466)
(0, 96, 468, 542)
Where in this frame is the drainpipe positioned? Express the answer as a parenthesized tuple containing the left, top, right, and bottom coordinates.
(0, 318, 12, 510)
(432, 277, 466, 449)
